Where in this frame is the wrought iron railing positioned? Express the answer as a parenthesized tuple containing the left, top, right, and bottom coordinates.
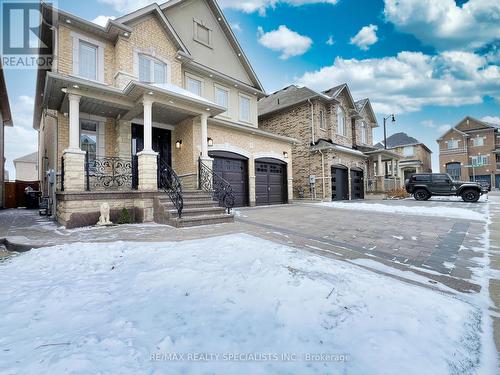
(198, 158, 235, 214)
(85, 152, 134, 191)
(158, 156, 184, 218)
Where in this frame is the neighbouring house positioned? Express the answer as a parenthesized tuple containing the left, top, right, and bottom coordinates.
(437, 116, 500, 188)
(258, 84, 400, 201)
(374, 132, 432, 181)
(34, 0, 295, 228)
(0, 63, 13, 208)
(13, 152, 39, 182)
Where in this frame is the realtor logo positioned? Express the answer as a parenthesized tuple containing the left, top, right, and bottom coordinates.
(1, 0, 55, 69)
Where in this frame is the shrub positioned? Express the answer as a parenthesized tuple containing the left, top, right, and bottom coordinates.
(117, 208, 133, 224)
(385, 187, 410, 199)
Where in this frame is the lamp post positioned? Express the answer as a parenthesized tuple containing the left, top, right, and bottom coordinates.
(383, 114, 396, 149)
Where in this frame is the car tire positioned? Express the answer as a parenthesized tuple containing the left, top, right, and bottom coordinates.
(414, 189, 430, 201)
(461, 189, 480, 202)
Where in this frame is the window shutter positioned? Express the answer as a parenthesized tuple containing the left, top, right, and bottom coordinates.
(97, 122, 105, 157)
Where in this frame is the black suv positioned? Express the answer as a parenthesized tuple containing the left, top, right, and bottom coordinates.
(405, 173, 487, 202)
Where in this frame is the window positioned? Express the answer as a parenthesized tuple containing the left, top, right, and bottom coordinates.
(193, 19, 212, 47)
(186, 77, 202, 96)
(79, 41, 97, 80)
(360, 121, 367, 144)
(447, 139, 459, 149)
(412, 174, 431, 182)
(80, 120, 98, 163)
(471, 155, 488, 166)
(433, 174, 450, 183)
(403, 146, 415, 157)
(319, 110, 325, 130)
(215, 86, 229, 110)
(138, 54, 167, 84)
(239, 95, 251, 122)
(337, 106, 346, 136)
(446, 162, 461, 180)
(472, 137, 484, 147)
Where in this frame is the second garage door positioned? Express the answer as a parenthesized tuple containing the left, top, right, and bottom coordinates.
(210, 151, 248, 207)
(255, 159, 287, 205)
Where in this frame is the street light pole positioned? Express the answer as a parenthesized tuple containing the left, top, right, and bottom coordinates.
(383, 114, 396, 149)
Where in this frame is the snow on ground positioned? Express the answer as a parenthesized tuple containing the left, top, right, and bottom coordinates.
(317, 201, 487, 221)
(0, 234, 489, 374)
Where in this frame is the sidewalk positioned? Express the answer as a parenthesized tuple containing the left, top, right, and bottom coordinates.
(487, 192, 500, 355)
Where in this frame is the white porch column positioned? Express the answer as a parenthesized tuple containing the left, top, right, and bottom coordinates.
(68, 94, 81, 151)
(143, 97, 153, 152)
(200, 113, 209, 158)
(377, 154, 383, 176)
(391, 159, 396, 177)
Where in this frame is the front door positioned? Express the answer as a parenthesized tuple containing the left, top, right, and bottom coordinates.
(131, 124, 171, 167)
(332, 167, 349, 201)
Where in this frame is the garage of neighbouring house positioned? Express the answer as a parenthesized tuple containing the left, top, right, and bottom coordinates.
(350, 168, 364, 199)
(331, 165, 349, 201)
(255, 158, 288, 206)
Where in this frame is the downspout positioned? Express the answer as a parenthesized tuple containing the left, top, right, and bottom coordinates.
(308, 99, 315, 145)
(318, 149, 326, 200)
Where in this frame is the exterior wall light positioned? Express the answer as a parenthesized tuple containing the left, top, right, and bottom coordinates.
(207, 138, 213, 147)
(175, 140, 182, 149)
(283, 151, 288, 159)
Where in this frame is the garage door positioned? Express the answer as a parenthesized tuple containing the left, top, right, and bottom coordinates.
(332, 166, 348, 201)
(210, 151, 248, 207)
(350, 169, 364, 199)
(255, 159, 287, 205)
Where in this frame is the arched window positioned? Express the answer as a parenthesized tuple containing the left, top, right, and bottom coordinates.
(337, 106, 346, 136)
(360, 121, 367, 144)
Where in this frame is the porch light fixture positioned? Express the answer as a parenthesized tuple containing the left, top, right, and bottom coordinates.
(206, 108, 211, 111)
(123, 32, 129, 37)
(283, 151, 289, 159)
(66, 19, 71, 24)
(148, 91, 154, 95)
(207, 137, 213, 147)
(72, 85, 79, 89)
(175, 140, 182, 149)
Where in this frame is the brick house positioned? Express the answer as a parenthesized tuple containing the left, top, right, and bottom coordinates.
(258, 84, 400, 201)
(437, 116, 500, 188)
(374, 132, 432, 181)
(0, 63, 13, 208)
(34, 0, 295, 228)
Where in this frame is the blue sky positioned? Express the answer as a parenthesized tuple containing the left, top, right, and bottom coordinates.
(3, 0, 500, 177)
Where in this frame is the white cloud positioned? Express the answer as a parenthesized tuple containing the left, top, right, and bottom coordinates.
(350, 24, 378, 51)
(4, 96, 38, 180)
(481, 116, 500, 125)
(257, 25, 312, 60)
(421, 120, 436, 128)
(438, 124, 452, 133)
(99, 0, 338, 15)
(92, 15, 116, 27)
(326, 35, 334, 46)
(384, 0, 500, 50)
(295, 50, 500, 114)
(231, 23, 242, 32)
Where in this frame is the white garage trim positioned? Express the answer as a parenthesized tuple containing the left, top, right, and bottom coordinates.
(209, 144, 252, 159)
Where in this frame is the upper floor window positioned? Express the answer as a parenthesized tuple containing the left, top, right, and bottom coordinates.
(403, 146, 415, 157)
(319, 110, 325, 130)
(239, 95, 251, 123)
(472, 137, 484, 147)
(337, 106, 346, 136)
(79, 41, 98, 81)
(186, 76, 202, 96)
(446, 139, 459, 149)
(215, 86, 229, 110)
(360, 121, 367, 144)
(193, 19, 212, 48)
(471, 155, 488, 166)
(139, 54, 167, 84)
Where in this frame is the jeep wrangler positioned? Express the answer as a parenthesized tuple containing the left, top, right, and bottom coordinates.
(405, 173, 487, 202)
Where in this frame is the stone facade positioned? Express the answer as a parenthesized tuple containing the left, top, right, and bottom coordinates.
(259, 88, 373, 201)
(438, 117, 500, 186)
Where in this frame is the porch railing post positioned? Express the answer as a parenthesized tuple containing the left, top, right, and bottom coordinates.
(85, 151, 90, 191)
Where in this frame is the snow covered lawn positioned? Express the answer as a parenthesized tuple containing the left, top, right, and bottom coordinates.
(0, 234, 489, 374)
(317, 201, 487, 221)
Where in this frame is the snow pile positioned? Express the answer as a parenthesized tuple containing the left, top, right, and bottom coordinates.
(0, 234, 488, 374)
(317, 201, 487, 221)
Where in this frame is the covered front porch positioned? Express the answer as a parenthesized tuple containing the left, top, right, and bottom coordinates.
(43, 73, 235, 227)
(364, 149, 402, 192)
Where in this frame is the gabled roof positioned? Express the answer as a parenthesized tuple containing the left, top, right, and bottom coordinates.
(13, 152, 38, 163)
(355, 98, 378, 127)
(160, 0, 264, 92)
(0, 62, 12, 127)
(436, 116, 498, 141)
(375, 132, 432, 154)
(258, 85, 332, 117)
(322, 83, 357, 110)
(115, 3, 190, 55)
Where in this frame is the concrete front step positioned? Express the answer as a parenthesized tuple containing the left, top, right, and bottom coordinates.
(168, 206, 228, 218)
(169, 213, 234, 228)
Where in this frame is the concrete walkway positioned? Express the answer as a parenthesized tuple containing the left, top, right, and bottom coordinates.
(487, 193, 500, 356)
